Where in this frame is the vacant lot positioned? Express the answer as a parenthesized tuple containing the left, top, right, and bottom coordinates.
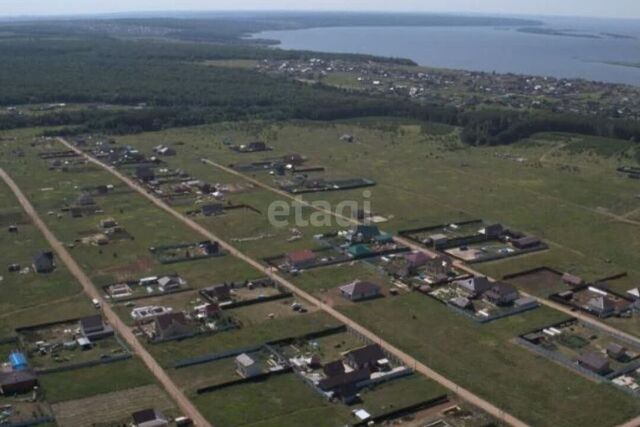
(39, 359, 155, 403)
(51, 384, 176, 427)
(192, 373, 352, 427)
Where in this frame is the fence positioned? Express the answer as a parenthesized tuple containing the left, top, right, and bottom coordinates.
(196, 367, 293, 395)
(351, 395, 450, 427)
(5, 416, 56, 427)
(36, 353, 132, 375)
(173, 325, 347, 369)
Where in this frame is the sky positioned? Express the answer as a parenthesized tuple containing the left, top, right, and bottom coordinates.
(0, 0, 638, 19)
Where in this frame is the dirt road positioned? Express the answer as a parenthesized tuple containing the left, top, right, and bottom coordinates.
(58, 140, 530, 427)
(200, 157, 640, 348)
(0, 168, 212, 427)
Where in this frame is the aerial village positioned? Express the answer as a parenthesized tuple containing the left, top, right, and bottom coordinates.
(1, 125, 640, 427)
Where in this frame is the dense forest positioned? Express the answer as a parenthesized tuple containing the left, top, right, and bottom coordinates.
(1, 15, 639, 144)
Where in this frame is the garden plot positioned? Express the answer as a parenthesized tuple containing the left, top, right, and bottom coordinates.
(51, 384, 177, 427)
(17, 317, 128, 372)
(103, 274, 191, 302)
(149, 240, 225, 265)
(520, 318, 640, 382)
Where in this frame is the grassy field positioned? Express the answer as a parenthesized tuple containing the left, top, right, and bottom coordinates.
(51, 384, 177, 427)
(3, 118, 640, 427)
(192, 373, 353, 427)
(39, 359, 155, 403)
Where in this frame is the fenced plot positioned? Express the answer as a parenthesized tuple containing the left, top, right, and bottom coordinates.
(51, 384, 176, 427)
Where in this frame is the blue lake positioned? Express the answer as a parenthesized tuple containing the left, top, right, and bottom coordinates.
(254, 17, 640, 85)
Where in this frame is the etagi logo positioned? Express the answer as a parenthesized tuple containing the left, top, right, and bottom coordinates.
(268, 190, 372, 228)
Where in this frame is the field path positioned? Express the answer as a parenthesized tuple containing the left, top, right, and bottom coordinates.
(57, 139, 531, 427)
(199, 157, 640, 347)
(0, 168, 212, 427)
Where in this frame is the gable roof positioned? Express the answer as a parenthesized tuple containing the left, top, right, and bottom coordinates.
(132, 408, 165, 424)
(286, 249, 316, 264)
(0, 369, 37, 387)
(80, 315, 105, 332)
(346, 344, 385, 366)
(340, 280, 380, 296)
(155, 312, 188, 331)
(236, 353, 256, 367)
(323, 360, 346, 377)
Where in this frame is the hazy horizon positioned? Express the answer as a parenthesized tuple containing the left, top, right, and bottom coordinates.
(1, 1, 639, 20)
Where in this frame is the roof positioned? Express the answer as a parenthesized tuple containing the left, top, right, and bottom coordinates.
(32, 251, 54, 270)
(513, 236, 541, 246)
(456, 276, 491, 293)
(80, 315, 105, 332)
(133, 408, 165, 424)
(578, 352, 609, 371)
(346, 344, 385, 367)
(348, 244, 372, 257)
(0, 369, 37, 387)
(236, 353, 256, 367)
(607, 343, 626, 354)
(155, 312, 188, 331)
(319, 367, 370, 391)
(286, 249, 316, 264)
(562, 273, 584, 286)
(340, 280, 380, 297)
(158, 276, 177, 287)
(588, 296, 615, 312)
(404, 251, 430, 267)
(323, 360, 345, 377)
(488, 282, 518, 297)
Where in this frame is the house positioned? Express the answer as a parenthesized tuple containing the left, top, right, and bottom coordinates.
(428, 233, 449, 248)
(484, 282, 520, 306)
(100, 218, 118, 229)
(318, 367, 370, 393)
(79, 315, 114, 341)
(75, 192, 95, 206)
(454, 276, 492, 297)
(562, 273, 584, 287)
(132, 408, 169, 427)
(32, 251, 55, 273)
(153, 312, 191, 341)
(577, 352, 610, 375)
(0, 370, 38, 395)
(404, 252, 430, 270)
(199, 240, 220, 255)
(135, 166, 155, 182)
(202, 283, 232, 303)
(512, 236, 542, 249)
(586, 295, 616, 318)
(235, 353, 262, 378)
(201, 203, 224, 217)
(323, 360, 346, 377)
(285, 249, 317, 270)
(350, 225, 381, 244)
(157, 276, 182, 293)
(339, 280, 381, 302)
(344, 344, 386, 371)
(606, 343, 628, 361)
(481, 223, 504, 239)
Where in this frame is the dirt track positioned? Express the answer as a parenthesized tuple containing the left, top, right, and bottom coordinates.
(57, 140, 531, 427)
(0, 168, 212, 427)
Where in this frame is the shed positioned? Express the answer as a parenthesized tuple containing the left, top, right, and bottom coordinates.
(577, 352, 610, 375)
(235, 353, 262, 378)
(0, 370, 38, 395)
